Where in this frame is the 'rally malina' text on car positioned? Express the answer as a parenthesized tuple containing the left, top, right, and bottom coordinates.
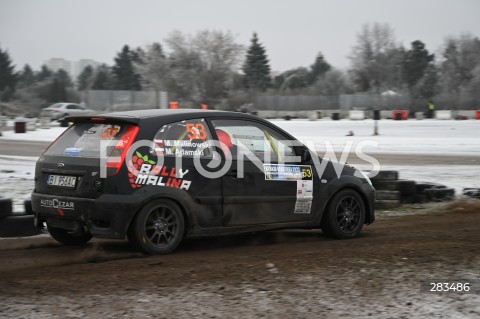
(32, 110, 375, 254)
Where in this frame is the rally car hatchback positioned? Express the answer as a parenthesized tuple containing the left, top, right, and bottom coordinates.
(32, 109, 375, 254)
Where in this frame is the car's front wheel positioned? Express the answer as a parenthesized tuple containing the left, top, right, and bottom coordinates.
(321, 189, 365, 239)
(128, 199, 185, 255)
(47, 226, 92, 245)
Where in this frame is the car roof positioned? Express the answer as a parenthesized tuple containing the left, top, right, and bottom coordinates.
(100, 109, 243, 118)
(68, 109, 260, 123)
(66, 109, 300, 142)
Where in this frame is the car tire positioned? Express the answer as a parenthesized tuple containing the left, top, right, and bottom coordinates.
(463, 188, 480, 199)
(128, 199, 185, 255)
(375, 199, 401, 209)
(321, 189, 365, 239)
(371, 180, 399, 191)
(0, 197, 13, 219)
(376, 190, 400, 200)
(424, 188, 455, 202)
(371, 170, 399, 181)
(47, 225, 92, 245)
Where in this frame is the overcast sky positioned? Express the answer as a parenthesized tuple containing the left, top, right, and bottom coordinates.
(1, 0, 479, 73)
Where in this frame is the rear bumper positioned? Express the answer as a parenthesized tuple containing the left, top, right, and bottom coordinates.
(31, 193, 140, 238)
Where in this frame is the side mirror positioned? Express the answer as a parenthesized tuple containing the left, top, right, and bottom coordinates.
(301, 148, 311, 162)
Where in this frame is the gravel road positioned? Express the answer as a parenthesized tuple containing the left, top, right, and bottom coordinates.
(0, 201, 479, 318)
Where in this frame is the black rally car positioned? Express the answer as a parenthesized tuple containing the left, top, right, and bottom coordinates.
(32, 110, 375, 254)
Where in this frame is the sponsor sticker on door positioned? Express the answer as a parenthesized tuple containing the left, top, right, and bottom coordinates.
(263, 164, 313, 181)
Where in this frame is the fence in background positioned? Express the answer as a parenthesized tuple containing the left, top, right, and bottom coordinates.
(255, 95, 339, 110)
(82, 90, 168, 112)
(255, 93, 479, 111)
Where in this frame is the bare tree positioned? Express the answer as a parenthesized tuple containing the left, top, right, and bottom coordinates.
(135, 42, 168, 91)
(349, 23, 404, 93)
(164, 30, 244, 106)
(439, 34, 480, 106)
(309, 69, 352, 96)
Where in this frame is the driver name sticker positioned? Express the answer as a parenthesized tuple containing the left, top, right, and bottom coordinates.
(294, 180, 313, 214)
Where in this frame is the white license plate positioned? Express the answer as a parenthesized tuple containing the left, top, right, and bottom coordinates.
(47, 175, 76, 188)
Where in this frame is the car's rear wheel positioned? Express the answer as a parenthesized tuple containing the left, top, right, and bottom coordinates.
(322, 189, 365, 239)
(128, 199, 185, 255)
(47, 225, 92, 245)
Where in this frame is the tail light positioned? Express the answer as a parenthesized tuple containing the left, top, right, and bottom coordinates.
(106, 125, 139, 176)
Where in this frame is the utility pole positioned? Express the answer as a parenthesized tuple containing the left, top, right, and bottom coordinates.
(373, 109, 380, 135)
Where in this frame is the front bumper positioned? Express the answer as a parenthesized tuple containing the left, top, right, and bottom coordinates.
(31, 193, 140, 238)
(361, 183, 376, 224)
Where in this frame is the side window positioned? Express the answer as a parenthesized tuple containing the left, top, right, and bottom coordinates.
(67, 104, 78, 110)
(211, 119, 297, 163)
(153, 118, 213, 158)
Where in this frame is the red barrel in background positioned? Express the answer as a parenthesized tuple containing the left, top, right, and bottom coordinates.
(392, 110, 408, 120)
(14, 120, 26, 133)
(476, 110, 480, 120)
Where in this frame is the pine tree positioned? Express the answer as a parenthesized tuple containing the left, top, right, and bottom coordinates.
(17, 64, 35, 88)
(0, 46, 17, 95)
(36, 65, 52, 82)
(243, 33, 271, 92)
(48, 77, 67, 102)
(403, 40, 434, 94)
(55, 69, 72, 87)
(308, 52, 331, 85)
(77, 65, 94, 90)
(92, 64, 113, 90)
(112, 45, 142, 90)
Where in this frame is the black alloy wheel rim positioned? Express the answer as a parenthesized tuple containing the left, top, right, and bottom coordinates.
(144, 206, 178, 247)
(335, 196, 361, 233)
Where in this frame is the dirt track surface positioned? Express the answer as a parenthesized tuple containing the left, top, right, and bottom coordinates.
(0, 204, 479, 318)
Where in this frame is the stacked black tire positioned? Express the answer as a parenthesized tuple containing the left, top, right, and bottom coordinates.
(0, 197, 13, 219)
(0, 196, 41, 237)
(463, 188, 480, 199)
(371, 170, 455, 208)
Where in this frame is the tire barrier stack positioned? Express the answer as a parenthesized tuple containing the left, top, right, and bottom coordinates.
(0, 196, 42, 237)
(371, 170, 456, 209)
(463, 188, 480, 199)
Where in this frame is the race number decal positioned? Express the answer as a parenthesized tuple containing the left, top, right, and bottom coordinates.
(186, 123, 207, 140)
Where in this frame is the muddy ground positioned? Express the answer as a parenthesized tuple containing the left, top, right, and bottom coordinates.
(0, 201, 479, 318)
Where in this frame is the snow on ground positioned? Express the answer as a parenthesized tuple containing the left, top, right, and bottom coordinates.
(355, 164, 479, 194)
(270, 119, 480, 156)
(0, 127, 67, 142)
(0, 156, 37, 214)
(1, 119, 479, 155)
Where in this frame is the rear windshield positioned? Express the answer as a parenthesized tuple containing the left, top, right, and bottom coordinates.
(44, 123, 130, 158)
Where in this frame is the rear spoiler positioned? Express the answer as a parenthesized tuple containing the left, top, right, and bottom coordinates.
(65, 114, 141, 125)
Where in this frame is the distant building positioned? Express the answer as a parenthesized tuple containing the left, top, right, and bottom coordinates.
(45, 58, 72, 74)
(44, 58, 102, 80)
